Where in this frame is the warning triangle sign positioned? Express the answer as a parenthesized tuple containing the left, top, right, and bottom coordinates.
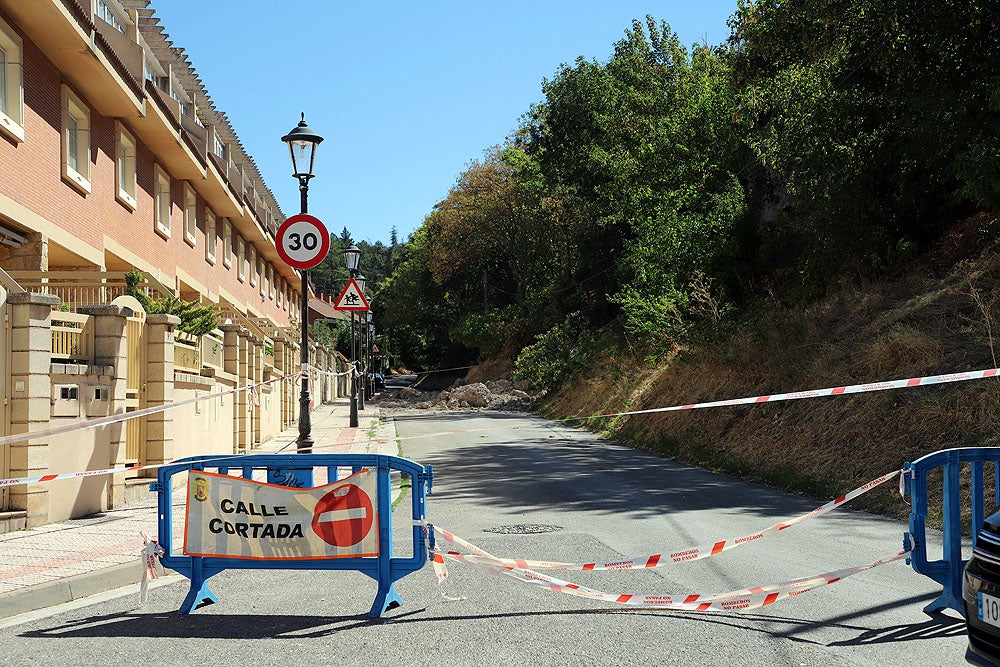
(334, 278, 370, 311)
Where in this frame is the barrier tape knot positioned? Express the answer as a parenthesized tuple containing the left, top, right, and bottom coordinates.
(139, 532, 165, 605)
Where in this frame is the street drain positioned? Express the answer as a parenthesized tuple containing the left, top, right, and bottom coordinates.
(483, 524, 563, 534)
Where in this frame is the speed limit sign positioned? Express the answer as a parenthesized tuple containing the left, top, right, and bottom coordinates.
(276, 214, 330, 269)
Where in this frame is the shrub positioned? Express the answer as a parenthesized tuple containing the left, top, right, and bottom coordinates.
(125, 268, 219, 336)
(513, 312, 597, 391)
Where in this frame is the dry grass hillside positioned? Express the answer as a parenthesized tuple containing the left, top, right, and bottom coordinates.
(543, 214, 1000, 520)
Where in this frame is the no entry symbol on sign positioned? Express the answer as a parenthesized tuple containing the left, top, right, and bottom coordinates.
(311, 484, 374, 548)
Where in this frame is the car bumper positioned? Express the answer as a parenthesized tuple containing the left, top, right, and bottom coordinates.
(965, 558, 1000, 666)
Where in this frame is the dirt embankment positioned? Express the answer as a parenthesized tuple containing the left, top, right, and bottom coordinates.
(543, 214, 1000, 518)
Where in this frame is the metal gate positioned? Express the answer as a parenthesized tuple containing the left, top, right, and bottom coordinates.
(113, 296, 146, 466)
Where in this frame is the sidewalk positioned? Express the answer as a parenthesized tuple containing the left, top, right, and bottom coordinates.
(0, 398, 395, 620)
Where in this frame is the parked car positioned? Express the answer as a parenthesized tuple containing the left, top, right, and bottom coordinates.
(964, 509, 1000, 665)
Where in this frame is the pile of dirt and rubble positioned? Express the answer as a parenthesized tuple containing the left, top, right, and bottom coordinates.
(380, 374, 543, 413)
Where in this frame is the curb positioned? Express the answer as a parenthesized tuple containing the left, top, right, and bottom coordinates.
(0, 560, 141, 620)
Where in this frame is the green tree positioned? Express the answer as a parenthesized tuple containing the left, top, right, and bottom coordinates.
(728, 0, 1000, 288)
(525, 18, 747, 347)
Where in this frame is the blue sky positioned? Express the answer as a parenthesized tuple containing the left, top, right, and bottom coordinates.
(153, 1, 740, 245)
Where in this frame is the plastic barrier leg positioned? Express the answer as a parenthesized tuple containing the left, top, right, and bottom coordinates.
(924, 460, 965, 615)
(369, 580, 403, 617)
(179, 557, 219, 614)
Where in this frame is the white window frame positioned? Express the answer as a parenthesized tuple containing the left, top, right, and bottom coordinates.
(183, 183, 197, 246)
(276, 278, 282, 307)
(237, 235, 245, 282)
(213, 133, 225, 159)
(96, 0, 127, 33)
(205, 208, 216, 265)
(154, 164, 171, 238)
(61, 85, 91, 194)
(115, 123, 137, 210)
(267, 265, 274, 300)
(222, 219, 232, 268)
(0, 16, 24, 143)
(249, 246, 257, 287)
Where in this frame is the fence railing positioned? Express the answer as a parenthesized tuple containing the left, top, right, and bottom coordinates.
(50, 311, 93, 362)
(202, 331, 224, 370)
(175, 332, 202, 374)
(9, 270, 174, 311)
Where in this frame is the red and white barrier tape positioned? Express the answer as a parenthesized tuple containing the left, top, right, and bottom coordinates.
(566, 367, 1000, 421)
(431, 469, 899, 572)
(429, 527, 908, 611)
(308, 363, 357, 378)
(0, 371, 302, 450)
(0, 460, 162, 489)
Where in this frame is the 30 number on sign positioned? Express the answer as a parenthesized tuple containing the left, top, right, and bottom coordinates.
(276, 214, 330, 270)
(287, 230, 319, 252)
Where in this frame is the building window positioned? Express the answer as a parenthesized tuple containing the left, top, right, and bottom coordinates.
(213, 133, 225, 159)
(258, 258, 265, 298)
(115, 123, 137, 210)
(170, 82, 189, 117)
(154, 164, 171, 238)
(237, 235, 245, 282)
(276, 278, 282, 307)
(0, 16, 24, 143)
(205, 208, 216, 265)
(184, 183, 197, 246)
(96, 0, 127, 33)
(61, 86, 91, 193)
(249, 246, 257, 287)
(267, 265, 274, 300)
(222, 219, 232, 268)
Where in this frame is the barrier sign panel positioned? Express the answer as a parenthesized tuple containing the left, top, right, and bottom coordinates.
(183, 469, 379, 560)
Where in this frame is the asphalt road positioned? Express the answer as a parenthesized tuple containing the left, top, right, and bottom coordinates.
(0, 410, 970, 666)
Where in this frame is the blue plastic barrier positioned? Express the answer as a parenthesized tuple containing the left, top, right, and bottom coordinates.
(155, 453, 432, 617)
(903, 447, 1000, 616)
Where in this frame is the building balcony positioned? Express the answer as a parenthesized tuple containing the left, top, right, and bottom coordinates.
(0, 0, 144, 117)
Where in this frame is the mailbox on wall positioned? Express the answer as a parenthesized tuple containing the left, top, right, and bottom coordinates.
(51, 384, 80, 418)
(86, 385, 110, 417)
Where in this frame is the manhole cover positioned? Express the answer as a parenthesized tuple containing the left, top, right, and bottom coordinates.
(483, 524, 563, 534)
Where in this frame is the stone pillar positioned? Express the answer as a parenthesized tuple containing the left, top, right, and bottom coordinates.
(7, 292, 60, 527)
(315, 346, 326, 404)
(289, 341, 300, 428)
(274, 339, 289, 427)
(78, 304, 128, 509)
(250, 335, 262, 448)
(236, 329, 251, 453)
(309, 343, 317, 411)
(144, 314, 180, 469)
(221, 324, 243, 454)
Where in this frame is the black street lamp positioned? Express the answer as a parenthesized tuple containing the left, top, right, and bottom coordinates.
(366, 312, 374, 399)
(281, 113, 324, 454)
(343, 245, 361, 427)
(355, 273, 367, 411)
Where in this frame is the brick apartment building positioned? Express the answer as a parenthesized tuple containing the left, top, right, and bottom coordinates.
(0, 0, 343, 530)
